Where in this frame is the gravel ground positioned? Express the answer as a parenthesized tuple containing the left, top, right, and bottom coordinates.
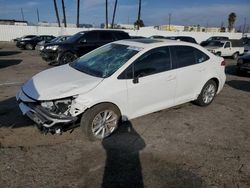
(0, 42, 250, 188)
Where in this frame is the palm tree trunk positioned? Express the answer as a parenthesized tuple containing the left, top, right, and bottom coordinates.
(105, 0, 108, 28)
(61, 0, 67, 27)
(111, 0, 118, 29)
(77, 0, 80, 27)
(53, 0, 61, 27)
(137, 0, 141, 30)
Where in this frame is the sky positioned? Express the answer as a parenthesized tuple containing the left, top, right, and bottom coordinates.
(0, 0, 249, 28)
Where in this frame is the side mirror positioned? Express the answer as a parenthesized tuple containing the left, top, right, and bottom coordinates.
(132, 72, 145, 84)
(133, 76, 139, 84)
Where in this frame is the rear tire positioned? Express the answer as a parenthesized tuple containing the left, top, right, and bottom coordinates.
(80, 103, 121, 141)
(232, 52, 239, 60)
(58, 52, 77, 65)
(195, 80, 217, 106)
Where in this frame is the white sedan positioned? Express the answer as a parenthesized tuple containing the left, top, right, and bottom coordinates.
(16, 39, 226, 140)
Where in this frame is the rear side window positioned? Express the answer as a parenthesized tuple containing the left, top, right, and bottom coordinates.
(170, 46, 209, 68)
(195, 49, 209, 63)
(170, 46, 196, 68)
(120, 47, 171, 79)
(100, 32, 114, 41)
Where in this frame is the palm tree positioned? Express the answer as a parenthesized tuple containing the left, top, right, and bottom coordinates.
(111, 0, 118, 29)
(77, 0, 80, 27)
(135, 0, 144, 29)
(105, 0, 108, 28)
(228, 12, 236, 32)
(53, 0, 61, 27)
(61, 0, 67, 27)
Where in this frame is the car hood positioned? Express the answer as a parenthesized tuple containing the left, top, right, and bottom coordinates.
(22, 64, 103, 101)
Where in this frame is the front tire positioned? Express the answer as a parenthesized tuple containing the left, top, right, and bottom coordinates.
(80, 103, 121, 141)
(25, 44, 34, 50)
(58, 52, 77, 65)
(195, 80, 217, 106)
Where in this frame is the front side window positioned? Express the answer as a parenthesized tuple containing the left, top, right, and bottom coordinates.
(122, 47, 171, 79)
(224, 42, 230, 48)
(70, 43, 138, 78)
(79, 32, 98, 43)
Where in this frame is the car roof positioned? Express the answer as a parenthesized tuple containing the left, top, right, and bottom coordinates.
(79, 30, 127, 34)
(114, 38, 197, 49)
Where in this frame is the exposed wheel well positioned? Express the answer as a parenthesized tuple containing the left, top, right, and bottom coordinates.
(210, 78, 219, 91)
(85, 102, 121, 116)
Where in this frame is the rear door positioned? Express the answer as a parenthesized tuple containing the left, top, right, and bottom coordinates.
(170, 45, 209, 105)
(99, 31, 115, 46)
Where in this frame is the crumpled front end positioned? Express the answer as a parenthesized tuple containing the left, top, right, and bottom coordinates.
(16, 89, 83, 134)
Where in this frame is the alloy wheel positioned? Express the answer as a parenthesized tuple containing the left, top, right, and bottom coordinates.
(91, 110, 119, 139)
(202, 84, 216, 104)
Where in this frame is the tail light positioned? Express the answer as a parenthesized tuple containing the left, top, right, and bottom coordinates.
(221, 60, 226, 66)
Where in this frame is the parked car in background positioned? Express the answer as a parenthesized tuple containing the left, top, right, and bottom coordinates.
(13, 35, 37, 42)
(237, 54, 250, 74)
(204, 39, 244, 59)
(165, 36, 197, 44)
(16, 35, 56, 50)
(130, 36, 146, 39)
(242, 37, 250, 54)
(37, 35, 71, 51)
(200, 36, 229, 46)
(242, 37, 250, 45)
(17, 39, 226, 140)
(40, 30, 130, 65)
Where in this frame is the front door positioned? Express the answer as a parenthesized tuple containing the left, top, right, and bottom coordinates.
(125, 47, 177, 119)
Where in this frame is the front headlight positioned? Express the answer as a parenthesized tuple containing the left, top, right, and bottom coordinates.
(41, 98, 72, 115)
(40, 46, 44, 50)
(46, 45, 58, 50)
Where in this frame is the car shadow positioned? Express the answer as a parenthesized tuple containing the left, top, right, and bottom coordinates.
(0, 97, 34, 128)
(226, 80, 250, 92)
(0, 51, 22, 56)
(0, 59, 22, 69)
(102, 121, 145, 188)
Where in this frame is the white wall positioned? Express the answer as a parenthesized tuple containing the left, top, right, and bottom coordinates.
(0, 25, 248, 43)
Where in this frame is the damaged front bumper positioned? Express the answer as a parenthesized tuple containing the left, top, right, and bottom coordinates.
(16, 90, 78, 133)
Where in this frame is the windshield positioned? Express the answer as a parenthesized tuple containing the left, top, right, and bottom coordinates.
(70, 43, 139, 78)
(206, 41, 224, 47)
(66, 32, 84, 43)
